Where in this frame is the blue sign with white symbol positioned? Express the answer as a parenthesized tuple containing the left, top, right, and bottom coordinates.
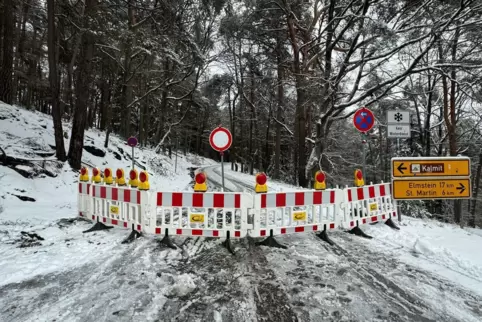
(353, 107, 375, 133)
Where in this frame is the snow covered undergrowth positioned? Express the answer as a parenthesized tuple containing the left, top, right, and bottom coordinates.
(0, 102, 216, 286)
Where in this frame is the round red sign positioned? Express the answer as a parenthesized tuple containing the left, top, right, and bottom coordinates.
(127, 136, 138, 147)
(209, 127, 232, 152)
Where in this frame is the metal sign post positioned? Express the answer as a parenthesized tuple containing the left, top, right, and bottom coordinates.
(353, 107, 375, 182)
(209, 126, 233, 192)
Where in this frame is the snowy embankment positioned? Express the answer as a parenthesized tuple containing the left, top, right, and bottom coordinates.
(0, 102, 215, 286)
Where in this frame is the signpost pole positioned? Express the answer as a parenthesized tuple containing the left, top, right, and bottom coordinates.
(175, 137, 179, 173)
(221, 152, 225, 192)
(362, 133, 366, 182)
(132, 146, 135, 170)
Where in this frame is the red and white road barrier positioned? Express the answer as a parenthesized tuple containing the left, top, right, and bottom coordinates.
(250, 189, 344, 238)
(147, 191, 252, 238)
(90, 183, 146, 232)
(342, 182, 397, 229)
(78, 177, 398, 241)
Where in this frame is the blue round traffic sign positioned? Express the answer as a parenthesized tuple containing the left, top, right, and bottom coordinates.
(353, 107, 375, 133)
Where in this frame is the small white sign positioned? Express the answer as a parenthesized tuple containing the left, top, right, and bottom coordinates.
(387, 124, 411, 138)
(387, 110, 410, 124)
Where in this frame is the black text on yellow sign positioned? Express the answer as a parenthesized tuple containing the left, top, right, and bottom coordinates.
(392, 158, 470, 177)
(190, 214, 204, 223)
(392, 179, 471, 200)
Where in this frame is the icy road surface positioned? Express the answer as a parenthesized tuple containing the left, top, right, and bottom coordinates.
(0, 165, 481, 322)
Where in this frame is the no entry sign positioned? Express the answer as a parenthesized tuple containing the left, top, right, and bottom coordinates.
(209, 127, 232, 152)
(353, 107, 375, 133)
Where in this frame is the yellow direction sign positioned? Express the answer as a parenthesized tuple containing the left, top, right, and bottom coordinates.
(392, 157, 470, 177)
(392, 179, 471, 200)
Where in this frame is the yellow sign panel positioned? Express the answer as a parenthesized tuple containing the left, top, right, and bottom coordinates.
(110, 206, 119, 215)
(293, 211, 307, 221)
(190, 214, 205, 223)
(369, 203, 378, 212)
(392, 157, 470, 177)
(392, 179, 471, 200)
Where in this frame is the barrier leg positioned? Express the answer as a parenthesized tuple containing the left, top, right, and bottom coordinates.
(158, 228, 177, 249)
(83, 217, 114, 233)
(347, 223, 373, 239)
(317, 225, 335, 246)
(122, 223, 143, 244)
(384, 218, 400, 230)
(222, 231, 235, 255)
(255, 229, 287, 249)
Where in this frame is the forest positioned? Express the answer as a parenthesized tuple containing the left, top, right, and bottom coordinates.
(0, 0, 482, 226)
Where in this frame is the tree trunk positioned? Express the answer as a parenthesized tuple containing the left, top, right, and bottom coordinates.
(47, 0, 67, 161)
(68, 0, 97, 170)
(0, 0, 14, 104)
(274, 35, 284, 179)
(469, 152, 482, 227)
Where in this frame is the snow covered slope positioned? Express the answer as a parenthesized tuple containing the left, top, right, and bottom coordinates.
(0, 102, 215, 285)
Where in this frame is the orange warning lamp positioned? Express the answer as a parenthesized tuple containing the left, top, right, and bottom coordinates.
(129, 169, 139, 188)
(255, 172, 268, 193)
(103, 168, 114, 185)
(194, 172, 208, 192)
(80, 167, 89, 182)
(354, 169, 364, 187)
(92, 167, 102, 183)
(116, 168, 126, 186)
(138, 170, 150, 190)
(314, 170, 326, 190)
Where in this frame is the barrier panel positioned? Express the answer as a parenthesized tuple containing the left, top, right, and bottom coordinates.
(90, 183, 145, 232)
(78, 182, 91, 218)
(342, 182, 397, 229)
(148, 191, 252, 239)
(250, 189, 344, 238)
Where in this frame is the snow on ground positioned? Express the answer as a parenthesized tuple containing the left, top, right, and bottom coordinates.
(1, 103, 482, 321)
(364, 217, 482, 297)
(0, 102, 216, 287)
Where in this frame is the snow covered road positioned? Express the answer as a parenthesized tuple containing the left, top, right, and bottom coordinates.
(0, 164, 481, 321)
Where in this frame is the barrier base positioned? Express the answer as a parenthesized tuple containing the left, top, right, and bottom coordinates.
(385, 218, 400, 230)
(158, 231, 177, 249)
(348, 226, 373, 239)
(122, 230, 142, 244)
(222, 232, 235, 255)
(317, 230, 335, 246)
(256, 230, 287, 249)
(82, 222, 114, 233)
